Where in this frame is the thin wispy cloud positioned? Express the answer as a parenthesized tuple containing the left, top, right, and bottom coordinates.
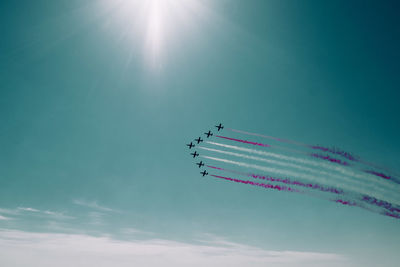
(0, 208, 19, 216)
(0, 216, 11, 221)
(0, 229, 346, 267)
(17, 207, 40, 213)
(72, 199, 116, 212)
(0, 207, 74, 220)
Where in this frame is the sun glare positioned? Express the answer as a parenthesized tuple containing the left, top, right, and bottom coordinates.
(95, 0, 213, 69)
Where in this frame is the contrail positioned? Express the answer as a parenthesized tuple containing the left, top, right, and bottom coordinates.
(201, 155, 400, 206)
(205, 141, 400, 191)
(210, 174, 299, 192)
(207, 165, 343, 194)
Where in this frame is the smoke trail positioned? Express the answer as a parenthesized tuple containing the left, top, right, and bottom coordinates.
(310, 153, 350, 166)
(364, 170, 400, 184)
(199, 146, 396, 196)
(216, 134, 352, 168)
(227, 128, 307, 146)
(228, 128, 358, 162)
(201, 155, 400, 206)
(210, 174, 299, 192)
(199, 146, 330, 177)
(383, 212, 400, 219)
(207, 165, 344, 194)
(211, 174, 398, 219)
(208, 165, 400, 218)
(206, 141, 400, 192)
(310, 145, 359, 162)
(361, 195, 400, 213)
(334, 199, 358, 206)
(228, 128, 400, 178)
(215, 135, 271, 148)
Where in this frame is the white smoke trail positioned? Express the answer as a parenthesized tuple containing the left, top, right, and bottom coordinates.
(206, 141, 399, 192)
(199, 146, 389, 195)
(201, 155, 400, 206)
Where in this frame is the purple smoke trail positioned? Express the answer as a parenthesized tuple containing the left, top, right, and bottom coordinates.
(309, 153, 350, 166)
(210, 174, 299, 193)
(361, 195, 400, 213)
(309, 146, 359, 162)
(209, 171, 399, 219)
(207, 165, 343, 194)
(364, 170, 400, 184)
(215, 135, 271, 148)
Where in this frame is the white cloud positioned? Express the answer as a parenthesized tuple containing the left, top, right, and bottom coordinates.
(72, 199, 116, 212)
(18, 207, 40, 213)
(0, 215, 11, 221)
(0, 208, 19, 215)
(0, 229, 347, 267)
(0, 207, 74, 221)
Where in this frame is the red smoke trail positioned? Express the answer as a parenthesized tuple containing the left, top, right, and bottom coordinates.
(334, 199, 358, 206)
(210, 174, 299, 193)
(227, 128, 307, 146)
(309, 153, 350, 166)
(383, 212, 400, 219)
(215, 135, 271, 148)
(207, 165, 343, 194)
(364, 170, 400, 184)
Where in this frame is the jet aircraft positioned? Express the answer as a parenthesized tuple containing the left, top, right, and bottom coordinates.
(195, 137, 203, 144)
(186, 142, 195, 149)
(200, 170, 208, 177)
(204, 130, 213, 138)
(191, 151, 199, 158)
(196, 161, 204, 168)
(215, 123, 224, 131)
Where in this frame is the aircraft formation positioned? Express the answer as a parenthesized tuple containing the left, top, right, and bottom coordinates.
(185, 123, 400, 220)
(186, 123, 224, 177)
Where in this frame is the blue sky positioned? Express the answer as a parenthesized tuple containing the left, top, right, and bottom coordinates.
(1, 1, 400, 266)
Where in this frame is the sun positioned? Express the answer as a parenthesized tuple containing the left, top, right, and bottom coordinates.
(94, 0, 213, 69)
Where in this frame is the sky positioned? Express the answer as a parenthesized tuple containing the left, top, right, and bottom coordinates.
(1, 0, 400, 266)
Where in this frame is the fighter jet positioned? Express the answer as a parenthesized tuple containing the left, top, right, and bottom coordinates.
(200, 170, 208, 177)
(196, 161, 204, 168)
(195, 137, 203, 144)
(215, 123, 224, 131)
(186, 142, 195, 149)
(191, 151, 199, 158)
(204, 130, 213, 138)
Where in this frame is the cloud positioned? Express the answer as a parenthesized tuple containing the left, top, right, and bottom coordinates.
(0, 207, 74, 220)
(0, 208, 19, 215)
(72, 199, 116, 212)
(0, 229, 346, 267)
(18, 207, 40, 213)
(0, 216, 11, 221)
